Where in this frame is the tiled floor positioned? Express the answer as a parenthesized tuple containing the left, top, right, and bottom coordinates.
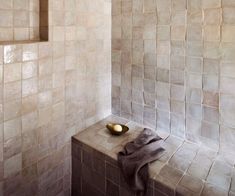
(72, 115, 235, 196)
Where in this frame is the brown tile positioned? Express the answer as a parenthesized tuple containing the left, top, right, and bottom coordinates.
(3, 172, 22, 195)
(201, 183, 228, 196)
(155, 175, 177, 196)
(82, 163, 105, 193)
(158, 165, 183, 185)
(106, 179, 119, 196)
(203, 91, 219, 107)
(22, 163, 38, 183)
(178, 175, 203, 194)
(106, 162, 120, 184)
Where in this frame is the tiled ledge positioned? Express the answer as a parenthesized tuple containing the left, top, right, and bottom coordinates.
(72, 115, 235, 196)
(0, 40, 48, 46)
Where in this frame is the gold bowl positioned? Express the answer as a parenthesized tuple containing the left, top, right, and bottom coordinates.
(106, 123, 129, 136)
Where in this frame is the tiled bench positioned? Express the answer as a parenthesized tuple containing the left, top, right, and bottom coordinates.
(72, 115, 235, 196)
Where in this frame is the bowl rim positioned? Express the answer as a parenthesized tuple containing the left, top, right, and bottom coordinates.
(106, 123, 129, 135)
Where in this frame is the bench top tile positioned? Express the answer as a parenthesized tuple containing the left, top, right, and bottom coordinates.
(73, 115, 235, 195)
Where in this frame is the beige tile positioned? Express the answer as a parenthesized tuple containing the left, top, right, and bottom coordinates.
(186, 57, 202, 73)
(21, 94, 37, 115)
(188, 73, 202, 88)
(171, 26, 186, 41)
(220, 94, 235, 127)
(22, 129, 38, 151)
(0, 28, 13, 42)
(4, 153, 22, 178)
(22, 111, 37, 134)
(203, 75, 219, 91)
(39, 42, 52, 59)
(38, 91, 52, 108)
(122, 0, 132, 13)
(4, 81, 21, 102)
(188, 11, 202, 24)
(22, 77, 38, 97)
(4, 63, 21, 83)
(172, 11, 186, 25)
(14, 11, 29, 27)
(203, 42, 221, 59)
(187, 25, 202, 41)
(144, 0, 156, 13)
(4, 99, 21, 121)
(53, 27, 65, 42)
(0, 10, 13, 27)
(203, 58, 219, 74)
(204, 26, 220, 41)
(223, 8, 235, 24)
(157, 26, 170, 41)
(222, 26, 235, 42)
(14, 28, 30, 41)
(14, 0, 29, 10)
(187, 41, 203, 57)
(204, 8, 222, 25)
(203, 106, 219, 123)
(38, 107, 52, 127)
(222, 0, 235, 7)
(0, 0, 13, 9)
(143, 24, 156, 39)
(221, 43, 235, 61)
(221, 62, 235, 78)
(38, 75, 52, 92)
(22, 61, 38, 79)
(29, 0, 39, 12)
(172, 0, 187, 11)
(4, 45, 22, 64)
(39, 57, 52, 76)
(22, 44, 38, 62)
(221, 77, 235, 95)
(4, 117, 21, 141)
(202, 0, 221, 8)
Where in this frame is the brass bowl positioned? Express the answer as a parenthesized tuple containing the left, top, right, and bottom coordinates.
(106, 123, 129, 136)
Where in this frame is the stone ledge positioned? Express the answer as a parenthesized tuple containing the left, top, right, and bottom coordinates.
(72, 115, 235, 196)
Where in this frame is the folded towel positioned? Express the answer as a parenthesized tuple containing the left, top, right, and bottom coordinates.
(117, 128, 165, 194)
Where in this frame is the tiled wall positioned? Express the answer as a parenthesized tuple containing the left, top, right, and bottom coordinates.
(111, 0, 235, 152)
(0, 0, 49, 42)
(0, 0, 111, 195)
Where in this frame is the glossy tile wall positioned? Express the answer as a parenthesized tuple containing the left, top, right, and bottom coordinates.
(0, 0, 111, 195)
(111, 0, 235, 154)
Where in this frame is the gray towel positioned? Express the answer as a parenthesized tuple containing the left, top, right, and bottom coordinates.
(118, 128, 165, 194)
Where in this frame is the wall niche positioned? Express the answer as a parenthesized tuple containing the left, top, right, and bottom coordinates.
(0, 0, 48, 44)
